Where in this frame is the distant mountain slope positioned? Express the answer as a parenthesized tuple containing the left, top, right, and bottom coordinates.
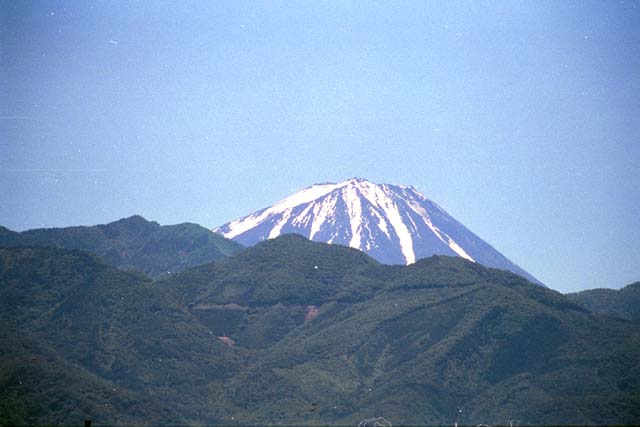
(215, 178, 541, 285)
(0, 215, 243, 278)
(566, 282, 640, 321)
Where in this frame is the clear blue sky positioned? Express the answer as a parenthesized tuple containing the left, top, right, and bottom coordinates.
(1, 1, 638, 293)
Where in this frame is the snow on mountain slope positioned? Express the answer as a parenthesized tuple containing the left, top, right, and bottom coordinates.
(214, 178, 542, 285)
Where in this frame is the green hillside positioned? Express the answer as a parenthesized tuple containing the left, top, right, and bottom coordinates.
(165, 236, 640, 426)
(566, 281, 640, 321)
(2, 236, 639, 425)
(0, 247, 241, 425)
(0, 215, 243, 278)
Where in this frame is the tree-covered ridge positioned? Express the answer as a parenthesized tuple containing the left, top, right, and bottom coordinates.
(0, 215, 244, 278)
(2, 237, 639, 425)
(163, 236, 640, 425)
(566, 281, 640, 321)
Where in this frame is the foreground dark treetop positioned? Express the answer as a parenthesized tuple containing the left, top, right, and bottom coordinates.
(1, 235, 638, 426)
(0, 215, 243, 278)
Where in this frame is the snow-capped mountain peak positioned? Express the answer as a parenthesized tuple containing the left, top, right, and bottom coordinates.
(214, 178, 541, 285)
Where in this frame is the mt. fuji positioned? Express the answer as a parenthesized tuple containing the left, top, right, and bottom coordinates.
(214, 178, 541, 285)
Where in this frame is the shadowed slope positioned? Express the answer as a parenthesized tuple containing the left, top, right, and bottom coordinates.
(0, 246, 242, 425)
(566, 281, 640, 321)
(0, 215, 244, 278)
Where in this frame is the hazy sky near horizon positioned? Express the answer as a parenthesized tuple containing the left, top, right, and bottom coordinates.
(1, 1, 639, 293)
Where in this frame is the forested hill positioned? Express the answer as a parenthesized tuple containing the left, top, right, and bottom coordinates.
(566, 281, 640, 321)
(0, 215, 243, 278)
(1, 236, 639, 425)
